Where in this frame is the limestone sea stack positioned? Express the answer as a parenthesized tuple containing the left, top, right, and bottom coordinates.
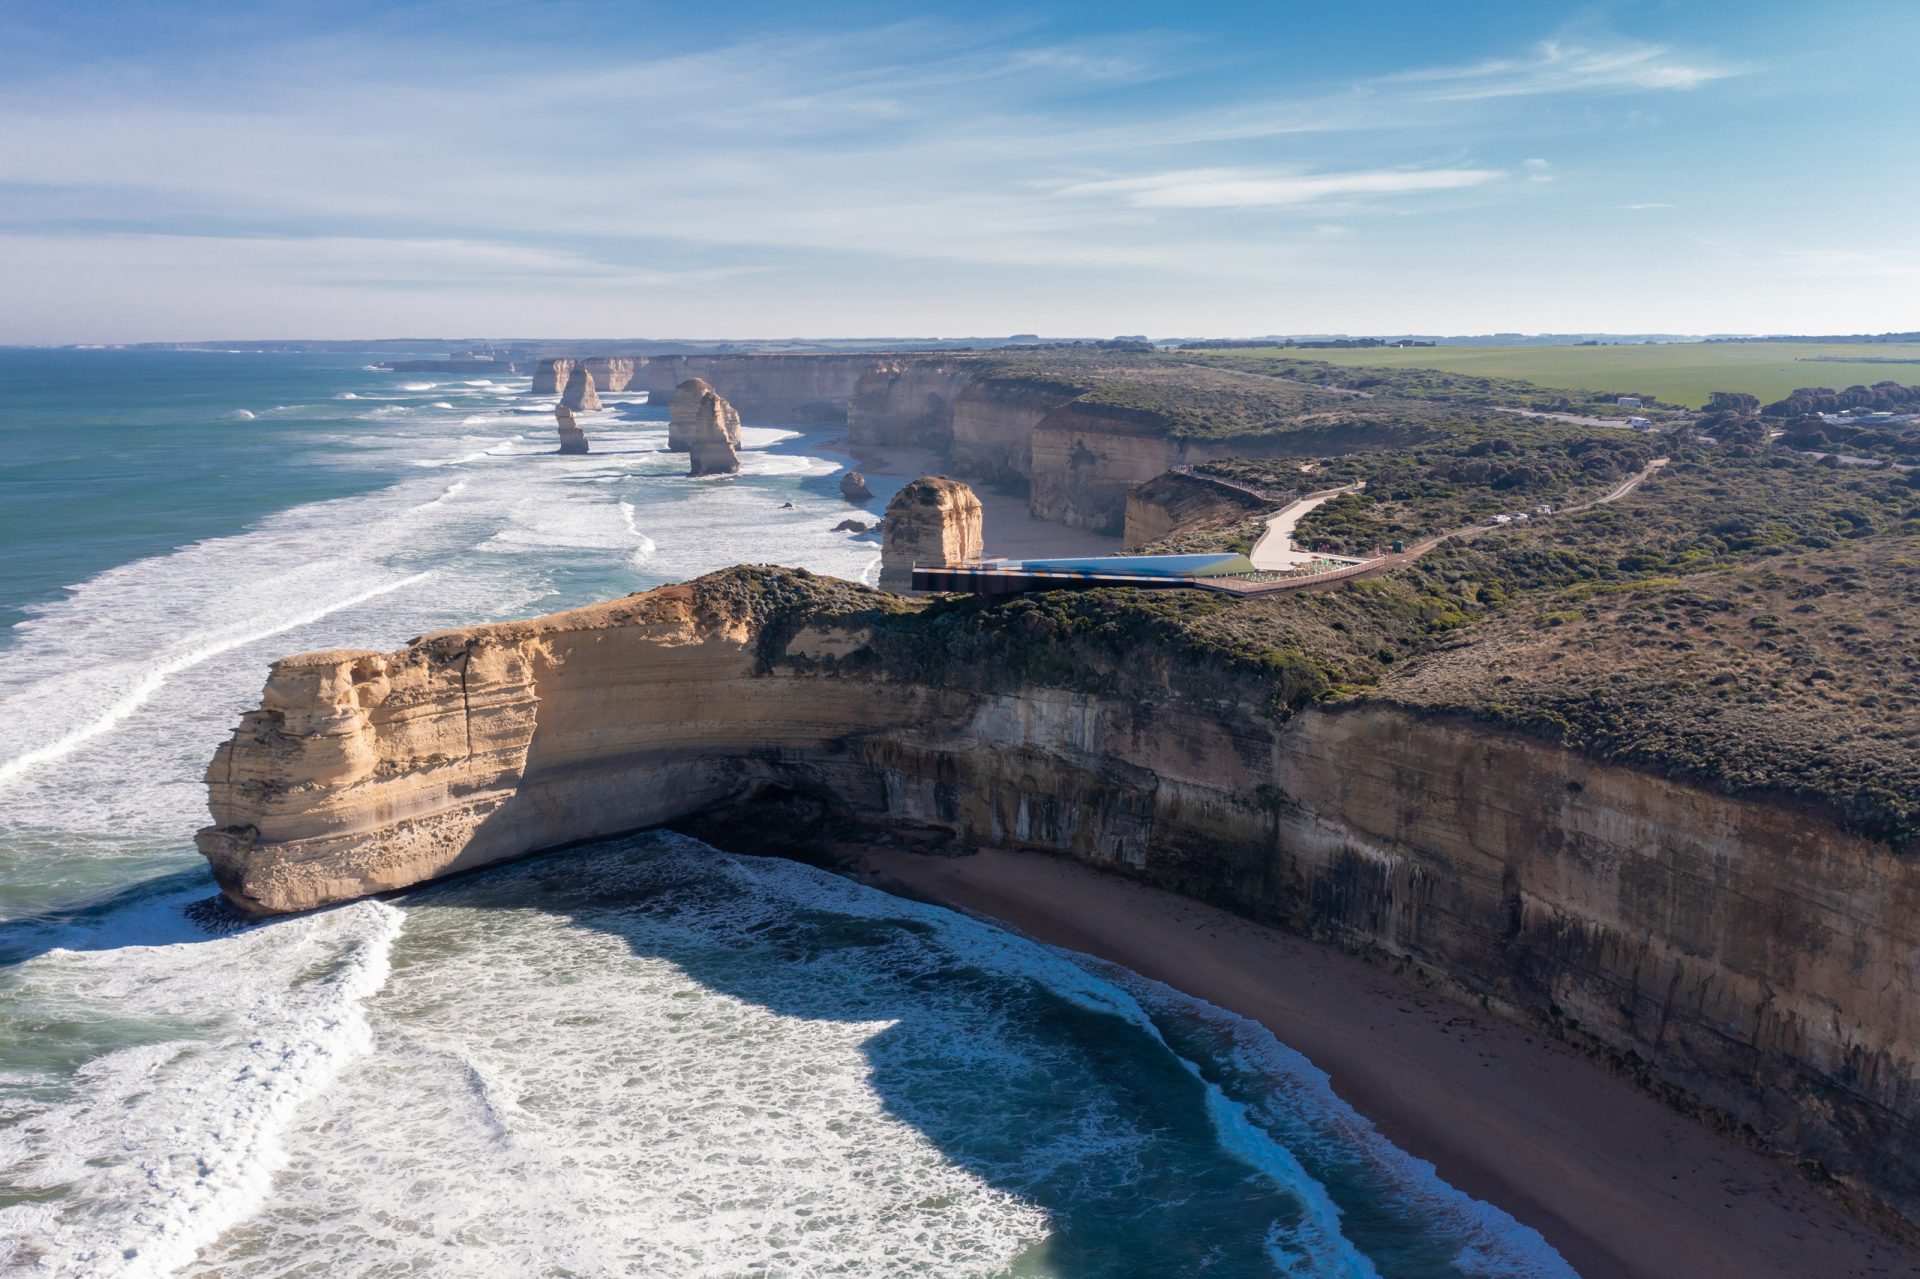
(561, 365, 601, 412)
(879, 476, 983, 589)
(555, 405, 589, 455)
(667, 378, 741, 452)
(839, 471, 873, 502)
(685, 385, 743, 476)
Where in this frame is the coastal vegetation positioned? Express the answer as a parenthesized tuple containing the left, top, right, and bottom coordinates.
(935, 429, 1919, 848)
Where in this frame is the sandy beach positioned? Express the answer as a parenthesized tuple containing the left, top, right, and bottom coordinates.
(847, 440, 1122, 560)
(852, 846, 1920, 1279)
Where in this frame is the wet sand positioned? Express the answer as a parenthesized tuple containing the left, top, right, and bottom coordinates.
(851, 846, 1920, 1279)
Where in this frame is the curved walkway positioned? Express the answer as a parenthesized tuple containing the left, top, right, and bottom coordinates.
(1247, 483, 1367, 570)
(1208, 458, 1667, 596)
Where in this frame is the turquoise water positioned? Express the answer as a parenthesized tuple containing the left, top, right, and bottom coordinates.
(0, 351, 1574, 1276)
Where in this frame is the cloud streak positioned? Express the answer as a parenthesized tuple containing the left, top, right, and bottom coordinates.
(1051, 166, 1504, 209)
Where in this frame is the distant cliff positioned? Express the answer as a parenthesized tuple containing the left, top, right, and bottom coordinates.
(198, 564, 1920, 1236)
(643, 355, 873, 422)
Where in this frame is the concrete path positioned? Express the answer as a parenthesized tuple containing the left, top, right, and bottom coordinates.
(1247, 483, 1366, 570)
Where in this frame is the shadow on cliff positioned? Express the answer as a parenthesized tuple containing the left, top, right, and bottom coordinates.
(412, 833, 1302, 1279)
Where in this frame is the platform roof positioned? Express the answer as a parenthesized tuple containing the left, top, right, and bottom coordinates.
(1006, 554, 1257, 579)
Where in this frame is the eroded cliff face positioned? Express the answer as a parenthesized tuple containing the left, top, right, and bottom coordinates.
(200, 568, 1920, 1233)
(644, 355, 872, 422)
(847, 361, 976, 451)
(1122, 468, 1292, 549)
(581, 356, 643, 393)
(531, 358, 573, 397)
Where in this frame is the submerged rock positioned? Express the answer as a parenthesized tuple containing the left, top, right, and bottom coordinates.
(840, 471, 873, 502)
(555, 405, 589, 455)
(880, 476, 983, 589)
(684, 385, 743, 476)
(561, 365, 601, 412)
(668, 378, 741, 452)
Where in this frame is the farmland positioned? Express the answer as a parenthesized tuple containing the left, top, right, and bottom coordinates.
(1174, 342, 1920, 409)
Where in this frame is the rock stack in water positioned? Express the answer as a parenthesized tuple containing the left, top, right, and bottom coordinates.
(561, 365, 601, 412)
(667, 377, 741, 452)
(839, 471, 873, 502)
(554, 405, 589, 455)
(683, 384, 743, 476)
(531, 358, 573, 396)
(880, 476, 984, 590)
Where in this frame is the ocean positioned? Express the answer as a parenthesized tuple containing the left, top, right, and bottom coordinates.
(0, 350, 1575, 1277)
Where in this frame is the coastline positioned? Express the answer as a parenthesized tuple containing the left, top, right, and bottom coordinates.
(849, 846, 1920, 1279)
(847, 440, 1122, 560)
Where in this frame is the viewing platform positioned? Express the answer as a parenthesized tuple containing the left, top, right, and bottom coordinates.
(912, 550, 1379, 596)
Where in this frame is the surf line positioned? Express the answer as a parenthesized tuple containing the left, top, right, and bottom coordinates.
(0, 570, 435, 790)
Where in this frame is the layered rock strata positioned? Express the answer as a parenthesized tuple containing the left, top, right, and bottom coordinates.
(199, 565, 1920, 1233)
(531, 358, 573, 396)
(554, 405, 589, 455)
(561, 366, 601, 412)
(684, 385, 743, 476)
(668, 378, 742, 453)
(879, 476, 983, 589)
(581, 356, 643, 393)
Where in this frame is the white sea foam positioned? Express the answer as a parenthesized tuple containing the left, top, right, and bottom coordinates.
(428, 401, 455, 409)
(225, 409, 255, 421)
(0, 901, 406, 1277)
(333, 392, 358, 400)
(0, 570, 433, 792)
(399, 382, 436, 391)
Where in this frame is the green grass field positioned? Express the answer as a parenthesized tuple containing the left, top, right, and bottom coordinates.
(1195, 343, 1920, 409)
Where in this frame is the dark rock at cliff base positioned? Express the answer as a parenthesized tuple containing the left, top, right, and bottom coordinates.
(685, 386, 743, 476)
(833, 519, 872, 533)
(561, 365, 601, 412)
(669, 378, 742, 453)
(555, 405, 589, 455)
(839, 471, 873, 502)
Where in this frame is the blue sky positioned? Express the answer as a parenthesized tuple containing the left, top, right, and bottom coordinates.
(2, 0, 1915, 341)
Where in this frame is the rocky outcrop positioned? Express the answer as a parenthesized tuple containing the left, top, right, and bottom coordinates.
(839, 471, 872, 502)
(833, 519, 871, 532)
(644, 355, 874, 422)
(199, 564, 1920, 1233)
(1122, 468, 1291, 549)
(668, 378, 742, 453)
(879, 476, 983, 588)
(561, 366, 601, 412)
(555, 405, 589, 455)
(532, 358, 573, 397)
(683, 384, 742, 476)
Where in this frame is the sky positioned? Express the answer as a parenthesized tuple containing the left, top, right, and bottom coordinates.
(1, 0, 1915, 342)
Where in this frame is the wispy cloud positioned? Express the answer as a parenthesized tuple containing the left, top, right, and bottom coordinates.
(1379, 39, 1743, 102)
(1052, 166, 1504, 209)
(1623, 202, 1674, 210)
